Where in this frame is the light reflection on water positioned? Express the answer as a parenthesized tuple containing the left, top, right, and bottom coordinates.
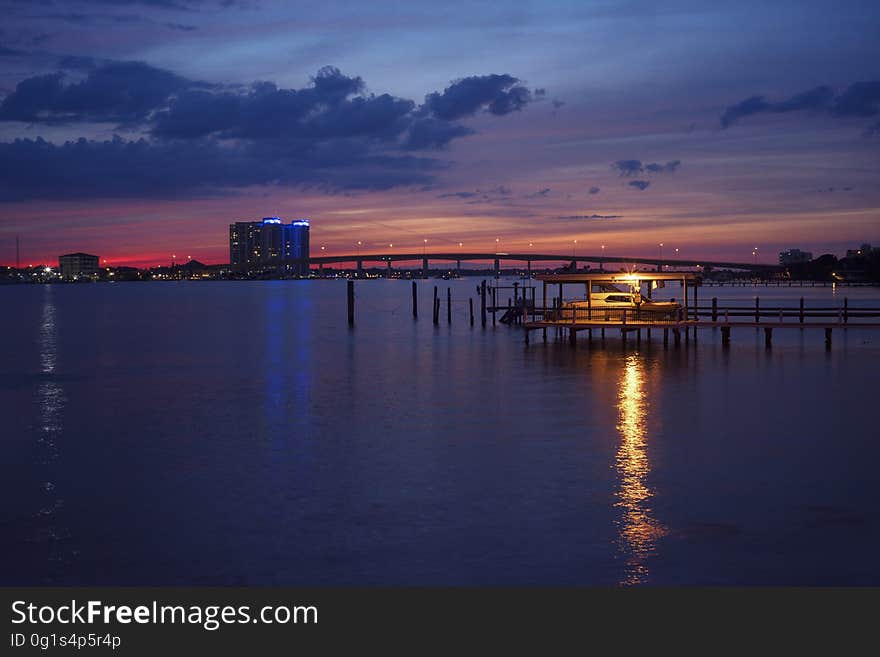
(615, 354, 666, 585)
(36, 285, 68, 581)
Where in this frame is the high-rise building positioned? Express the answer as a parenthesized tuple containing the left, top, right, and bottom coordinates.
(229, 217, 310, 275)
(59, 252, 99, 279)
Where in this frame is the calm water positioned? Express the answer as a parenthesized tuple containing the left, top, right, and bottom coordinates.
(2, 280, 879, 586)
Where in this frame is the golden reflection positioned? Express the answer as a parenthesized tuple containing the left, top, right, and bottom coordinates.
(615, 354, 665, 585)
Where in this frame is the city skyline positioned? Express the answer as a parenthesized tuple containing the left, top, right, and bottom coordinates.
(0, 1, 878, 267)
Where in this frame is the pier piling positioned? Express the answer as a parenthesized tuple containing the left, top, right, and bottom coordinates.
(469, 298, 474, 326)
(447, 288, 452, 324)
(481, 280, 487, 327)
(412, 281, 418, 319)
(347, 280, 355, 327)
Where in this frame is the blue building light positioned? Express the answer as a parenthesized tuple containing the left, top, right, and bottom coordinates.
(262, 217, 282, 224)
(291, 219, 310, 226)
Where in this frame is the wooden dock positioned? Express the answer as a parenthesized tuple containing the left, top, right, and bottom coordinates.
(340, 276, 880, 350)
(520, 272, 880, 349)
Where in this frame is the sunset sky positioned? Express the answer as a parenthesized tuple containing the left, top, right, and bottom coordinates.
(0, 0, 878, 267)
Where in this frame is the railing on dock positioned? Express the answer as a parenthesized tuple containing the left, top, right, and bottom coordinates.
(694, 297, 880, 324)
(529, 296, 880, 327)
(541, 305, 682, 325)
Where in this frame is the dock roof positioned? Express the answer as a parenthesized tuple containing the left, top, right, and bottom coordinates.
(536, 271, 701, 283)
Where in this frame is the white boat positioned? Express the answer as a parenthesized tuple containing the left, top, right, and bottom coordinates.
(560, 283, 680, 319)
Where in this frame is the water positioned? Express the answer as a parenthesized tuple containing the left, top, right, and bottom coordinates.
(1, 279, 878, 585)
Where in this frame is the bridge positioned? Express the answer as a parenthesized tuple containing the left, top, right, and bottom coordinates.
(308, 252, 779, 276)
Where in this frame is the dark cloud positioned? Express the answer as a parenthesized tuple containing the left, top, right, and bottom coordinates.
(438, 185, 513, 203)
(422, 74, 534, 121)
(628, 180, 650, 191)
(402, 117, 472, 150)
(555, 214, 622, 220)
(437, 191, 478, 199)
(552, 99, 565, 110)
(164, 22, 198, 31)
(152, 69, 416, 144)
(0, 135, 438, 201)
(816, 186, 855, 193)
(721, 82, 880, 128)
(720, 95, 769, 128)
(613, 159, 680, 176)
(832, 80, 880, 117)
(588, 186, 600, 194)
(0, 63, 539, 200)
(523, 188, 551, 198)
(0, 44, 24, 56)
(0, 61, 193, 123)
(644, 160, 680, 173)
(720, 87, 832, 128)
(612, 159, 643, 176)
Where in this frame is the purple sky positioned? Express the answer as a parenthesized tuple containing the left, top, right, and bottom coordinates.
(0, 0, 878, 266)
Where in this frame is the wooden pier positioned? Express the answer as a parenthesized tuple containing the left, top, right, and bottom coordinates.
(340, 275, 880, 350)
(521, 272, 880, 349)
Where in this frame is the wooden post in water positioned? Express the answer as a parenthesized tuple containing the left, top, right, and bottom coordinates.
(844, 297, 848, 325)
(825, 327, 832, 350)
(721, 325, 731, 347)
(469, 297, 474, 326)
(764, 327, 772, 349)
(433, 286, 439, 325)
(755, 296, 760, 324)
(558, 283, 563, 323)
(481, 280, 487, 327)
(447, 287, 452, 324)
(347, 280, 355, 327)
(712, 297, 718, 322)
(412, 281, 418, 319)
(492, 286, 497, 326)
(542, 281, 547, 342)
(799, 297, 804, 324)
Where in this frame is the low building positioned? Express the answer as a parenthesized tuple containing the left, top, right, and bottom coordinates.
(846, 243, 874, 258)
(59, 252, 99, 279)
(779, 248, 812, 266)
